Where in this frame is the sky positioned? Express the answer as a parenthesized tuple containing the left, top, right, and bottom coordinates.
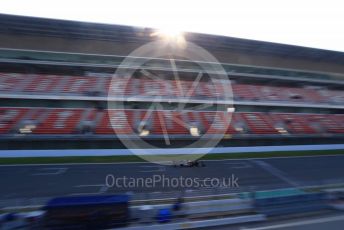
(0, 0, 343, 52)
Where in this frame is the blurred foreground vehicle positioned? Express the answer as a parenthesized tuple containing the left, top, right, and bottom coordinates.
(42, 195, 130, 229)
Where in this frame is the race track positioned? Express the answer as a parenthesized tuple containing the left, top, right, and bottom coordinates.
(0, 155, 343, 207)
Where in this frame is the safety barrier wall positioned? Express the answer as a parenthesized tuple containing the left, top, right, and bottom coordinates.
(0, 144, 343, 158)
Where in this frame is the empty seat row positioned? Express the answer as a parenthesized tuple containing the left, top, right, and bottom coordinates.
(0, 73, 343, 104)
(0, 107, 343, 136)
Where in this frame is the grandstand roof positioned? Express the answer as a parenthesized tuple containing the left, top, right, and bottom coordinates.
(1, 13, 344, 64)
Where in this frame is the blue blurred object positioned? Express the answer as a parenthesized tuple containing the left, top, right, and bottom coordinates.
(44, 194, 129, 208)
(43, 195, 130, 228)
(4, 213, 17, 221)
(157, 208, 171, 223)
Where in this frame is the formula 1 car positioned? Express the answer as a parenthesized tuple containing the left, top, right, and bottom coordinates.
(173, 160, 206, 168)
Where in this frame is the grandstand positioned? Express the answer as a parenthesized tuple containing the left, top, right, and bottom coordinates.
(0, 13, 343, 150)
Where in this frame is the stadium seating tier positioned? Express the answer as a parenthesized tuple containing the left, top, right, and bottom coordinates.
(0, 107, 343, 136)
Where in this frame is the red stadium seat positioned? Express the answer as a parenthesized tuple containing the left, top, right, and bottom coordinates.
(271, 113, 317, 134)
(32, 108, 83, 134)
(1, 107, 344, 137)
(0, 107, 28, 133)
(1, 72, 343, 107)
(240, 112, 278, 134)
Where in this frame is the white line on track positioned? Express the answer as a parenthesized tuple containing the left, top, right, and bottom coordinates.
(251, 160, 299, 187)
(72, 184, 109, 195)
(31, 167, 67, 176)
(68, 192, 102, 196)
(139, 166, 160, 168)
(242, 214, 344, 230)
(98, 185, 109, 193)
(74, 184, 105, 188)
(225, 162, 252, 169)
(139, 165, 165, 173)
(0, 154, 342, 167)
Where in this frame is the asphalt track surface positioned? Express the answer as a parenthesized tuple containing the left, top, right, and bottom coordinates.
(0, 155, 343, 207)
